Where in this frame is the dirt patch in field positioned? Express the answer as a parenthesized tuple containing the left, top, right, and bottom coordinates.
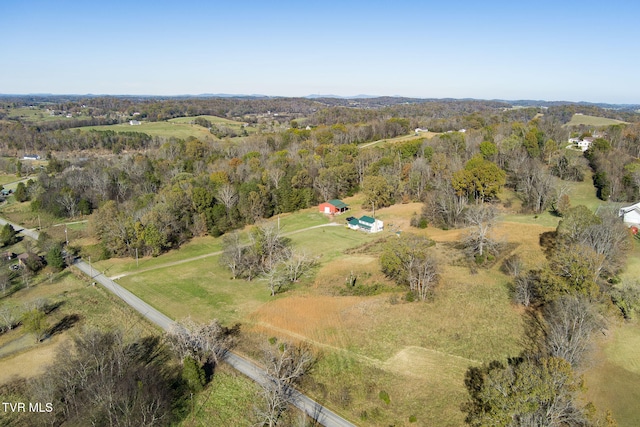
(383, 346, 474, 380)
(248, 295, 369, 349)
(0, 335, 67, 385)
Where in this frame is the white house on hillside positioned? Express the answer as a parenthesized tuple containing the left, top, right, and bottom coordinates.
(348, 215, 384, 233)
(568, 136, 594, 151)
(619, 202, 640, 226)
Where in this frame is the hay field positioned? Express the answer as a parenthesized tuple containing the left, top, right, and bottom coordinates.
(78, 121, 215, 140)
(565, 114, 627, 127)
(584, 323, 640, 427)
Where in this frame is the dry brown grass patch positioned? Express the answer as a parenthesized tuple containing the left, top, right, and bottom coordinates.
(248, 295, 367, 349)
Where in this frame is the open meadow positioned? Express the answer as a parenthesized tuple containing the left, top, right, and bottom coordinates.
(74, 115, 257, 141)
(1, 170, 639, 425)
(78, 121, 216, 140)
(90, 200, 552, 425)
(565, 113, 627, 127)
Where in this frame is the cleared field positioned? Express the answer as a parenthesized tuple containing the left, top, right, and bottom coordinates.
(169, 115, 258, 133)
(584, 322, 640, 427)
(565, 114, 627, 127)
(74, 115, 258, 141)
(180, 365, 259, 427)
(4, 107, 88, 123)
(116, 253, 271, 325)
(359, 131, 437, 149)
(78, 121, 215, 140)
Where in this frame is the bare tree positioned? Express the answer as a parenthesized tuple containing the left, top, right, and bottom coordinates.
(542, 296, 603, 368)
(166, 317, 239, 367)
(263, 263, 289, 297)
(267, 167, 286, 190)
(29, 328, 175, 427)
(282, 250, 318, 283)
(217, 183, 239, 213)
(256, 341, 315, 427)
(57, 188, 78, 218)
(512, 271, 538, 307)
(516, 159, 556, 214)
(423, 183, 467, 228)
(380, 234, 439, 301)
(220, 232, 244, 279)
(501, 254, 524, 278)
(0, 304, 18, 332)
(463, 204, 498, 257)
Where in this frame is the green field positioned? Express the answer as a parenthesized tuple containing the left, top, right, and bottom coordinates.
(79, 121, 216, 140)
(75, 115, 257, 141)
(3, 107, 90, 123)
(565, 114, 627, 127)
(169, 115, 258, 133)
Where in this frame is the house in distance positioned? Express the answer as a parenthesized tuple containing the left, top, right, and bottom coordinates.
(348, 215, 384, 233)
(318, 199, 349, 215)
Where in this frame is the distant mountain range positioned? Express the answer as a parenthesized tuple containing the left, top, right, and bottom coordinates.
(1, 93, 638, 110)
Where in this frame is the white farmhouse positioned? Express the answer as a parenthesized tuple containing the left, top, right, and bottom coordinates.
(348, 215, 384, 233)
(619, 202, 640, 226)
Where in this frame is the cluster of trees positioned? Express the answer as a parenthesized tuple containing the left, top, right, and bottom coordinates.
(220, 225, 317, 296)
(583, 124, 640, 202)
(462, 205, 631, 426)
(380, 234, 439, 301)
(2, 317, 313, 427)
(1, 318, 240, 426)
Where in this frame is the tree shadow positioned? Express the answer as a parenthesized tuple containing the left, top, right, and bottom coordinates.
(47, 314, 80, 337)
(539, 231, 557, 257)
(43, 300, 64, 314)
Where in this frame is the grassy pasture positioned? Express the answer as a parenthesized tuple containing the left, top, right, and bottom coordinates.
(169, 115, 258, 133)
(565, 114, 627, 127)
(4, 107, 89, 123)
(0, 268, 157, 385)
(78, 121, 215, 140)
(179, 364, 259, 427)
(359, 131, 437, 149)
(75, 115, 257, 141)
(116, 253, 271, 325)
(584, 322, 640, 427)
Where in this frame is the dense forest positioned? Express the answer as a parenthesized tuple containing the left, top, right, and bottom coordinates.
(1, 96, 639, 258)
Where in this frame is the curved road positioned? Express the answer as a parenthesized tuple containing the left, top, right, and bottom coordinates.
(3, 216, 356, 427)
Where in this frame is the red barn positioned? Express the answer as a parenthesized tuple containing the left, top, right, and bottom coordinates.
(318, 199, 349, 215)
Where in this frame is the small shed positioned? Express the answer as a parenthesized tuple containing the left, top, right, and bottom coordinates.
(319, 199, 349, 215)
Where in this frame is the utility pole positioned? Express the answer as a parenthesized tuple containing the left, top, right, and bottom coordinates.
(136, 248, 139, 268)
(64, 226, 68, 246)
(372, 202, 375, 218)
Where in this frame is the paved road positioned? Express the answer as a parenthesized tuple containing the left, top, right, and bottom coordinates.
(2, 216, 356, 427)
(0, 217, 40, 240)
(73, 260, 176, 331)
(76, 260, 356, 426)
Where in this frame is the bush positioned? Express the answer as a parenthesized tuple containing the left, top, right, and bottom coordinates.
(379, 390, 390, 404)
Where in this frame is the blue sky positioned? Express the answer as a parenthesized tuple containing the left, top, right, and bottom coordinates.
(1, 0, 638, 103)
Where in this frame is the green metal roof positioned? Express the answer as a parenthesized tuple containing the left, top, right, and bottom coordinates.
(359, 215, 376, 224)
(328, 199, 348, 209)
(348, 218, 360, 226)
